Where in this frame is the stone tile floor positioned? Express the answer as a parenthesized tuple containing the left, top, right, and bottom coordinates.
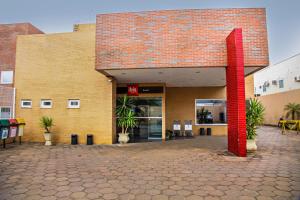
(0, 126, 299, 200)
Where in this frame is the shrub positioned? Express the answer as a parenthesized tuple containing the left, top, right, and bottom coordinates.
(40, 116, 54, 133)
(246, 99, 265, 140)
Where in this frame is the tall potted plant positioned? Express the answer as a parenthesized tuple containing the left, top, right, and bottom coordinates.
(116, 96, 136, 144)
(284, 102, 300, 120)
(246, 98, 265, 151)
(40, 116, 54, 146)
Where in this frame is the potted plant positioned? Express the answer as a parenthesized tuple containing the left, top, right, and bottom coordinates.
(116, 96, 136, 144)
(246, 98, 265, 151)
(166, 129, 174, 140)
(40, 116, 54, 146)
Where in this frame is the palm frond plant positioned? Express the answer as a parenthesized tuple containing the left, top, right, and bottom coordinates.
(246, 98, 265, 140)
(116, 96, 137, 143)
(40, 116, 54, 133)
(40, 116, 54, 146)
(284, 103, 300, 120)
(116, 95, 135, 118)
(117, 110, 136, 135)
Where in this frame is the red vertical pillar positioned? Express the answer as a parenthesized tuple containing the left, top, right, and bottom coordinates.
(226, 29, 247, 157)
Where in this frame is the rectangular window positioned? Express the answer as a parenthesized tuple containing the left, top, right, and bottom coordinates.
(0, 107, 11, 119)
(263, 85, 266, 92)
(279, 80, 284, 88)
(40, 99, 52, 108)
(0, 71, 13, 84)
(68, 99, 80, 108)
(21, 99, 32, 108)
(195, 99, 227, 125)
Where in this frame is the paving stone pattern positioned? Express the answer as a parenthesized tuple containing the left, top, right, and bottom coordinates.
(0, 126, 299, 200)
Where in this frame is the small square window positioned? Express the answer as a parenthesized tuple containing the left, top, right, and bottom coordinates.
(0, 71, 13, 84)
(68, 99, 80, 108)
(40, 99, 52, 108)
(21, 100, 32, 108)
(279, 80, 284, 88)
(0, 107, 11, 119)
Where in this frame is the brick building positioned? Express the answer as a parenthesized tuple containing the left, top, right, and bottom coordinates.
(0, 23, 43, 118)
(2, 8, 269, 156)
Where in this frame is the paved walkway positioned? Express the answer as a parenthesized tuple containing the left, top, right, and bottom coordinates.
(0, 126, 299, 200)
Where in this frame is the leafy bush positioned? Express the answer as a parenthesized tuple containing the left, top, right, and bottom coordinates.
(246, 99, 265, 140)
(40, 116, 54, 133)
(166, 129, 174, 139)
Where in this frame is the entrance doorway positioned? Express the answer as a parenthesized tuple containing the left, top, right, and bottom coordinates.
(132, 97, 162, 141)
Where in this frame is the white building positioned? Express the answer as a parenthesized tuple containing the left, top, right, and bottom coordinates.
(254, 53, 300, 125)
(254, 53, 300, 96)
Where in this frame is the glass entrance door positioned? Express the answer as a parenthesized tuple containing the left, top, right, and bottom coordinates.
(133, 97, 162, 141)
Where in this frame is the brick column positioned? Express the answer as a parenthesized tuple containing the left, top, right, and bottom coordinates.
(226, 29, 247, 157)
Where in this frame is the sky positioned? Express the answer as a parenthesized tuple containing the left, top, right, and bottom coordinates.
(1, 0, 300, 65)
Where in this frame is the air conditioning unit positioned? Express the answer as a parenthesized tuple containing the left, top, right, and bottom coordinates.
(264, 81, 270, 87)
(295, 76, 300, 82)
(73, 24, 79, 32)
(272, 80, 277, 85)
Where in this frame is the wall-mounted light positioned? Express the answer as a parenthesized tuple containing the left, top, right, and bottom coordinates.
(106, 76, 114, 82)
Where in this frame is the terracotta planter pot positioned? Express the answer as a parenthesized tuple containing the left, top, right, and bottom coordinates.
(44, 132, 52, 146)
(118, 133, 130, 144)
(247, 139, 257, 151)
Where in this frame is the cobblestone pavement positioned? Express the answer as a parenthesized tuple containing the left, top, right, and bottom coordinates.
(0, 126, 299, 200)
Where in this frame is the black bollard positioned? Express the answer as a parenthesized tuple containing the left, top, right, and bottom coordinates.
(71, 134, 78, 145)
(87, 134, 93, 145)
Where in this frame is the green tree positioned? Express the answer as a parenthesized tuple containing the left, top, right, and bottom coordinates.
(284, 103, 300, 120)
(246, 99, 265, 140)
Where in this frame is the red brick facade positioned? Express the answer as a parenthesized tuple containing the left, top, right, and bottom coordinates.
(0, 23, 42, 116)
(0, 86, 14, 108)
(96, 8, 268, 70)
(226, 29, 247, 157)
(0, 23, 43, 73)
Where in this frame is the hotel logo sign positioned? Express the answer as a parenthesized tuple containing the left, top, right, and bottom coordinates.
(127, 84, 139, 96)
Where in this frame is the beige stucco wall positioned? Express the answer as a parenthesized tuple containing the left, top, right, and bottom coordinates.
(166, 87, 227, 136)
(245, 74, 254, 99)
(257, 89, 300, 125)
(15, 25, 116, 144)
(165, 75, 254, 136)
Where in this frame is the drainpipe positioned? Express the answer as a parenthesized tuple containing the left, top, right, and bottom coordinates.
(12, 88, 16, 118)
